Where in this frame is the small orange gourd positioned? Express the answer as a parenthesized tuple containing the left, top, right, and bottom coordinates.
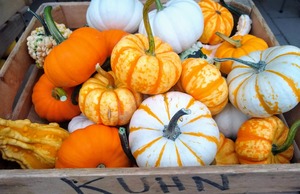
(32, 74, 81, 122)
(111, 0, 182, 95)
(214, 133, 239, 165)
(55, 124, 132, 168)
(198, 0, 234, 45)
(179, 58, 228, 115)
(214, 32, 268, 75)
(235, 116, 300, 164)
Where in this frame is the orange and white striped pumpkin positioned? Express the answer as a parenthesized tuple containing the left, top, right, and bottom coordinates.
(128, 91, 220, 167)
(179, 58, 228, 115)
(226, 45, 300, 117)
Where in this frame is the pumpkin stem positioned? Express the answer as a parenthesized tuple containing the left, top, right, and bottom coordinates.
(214, 57, 267, 72)
(272, 120, 300, 155)
(219, 0, 243, 17)
(155, 0, 164, 11)
(163, 108, 191, 141)
(95, 63, 115, 88)
(52, 87, 67, 102)
(27, 7, 51, 36)
(118, 127, 137, 165)
(43, 6, 66, 44)
(143, 0, 156, 56)
(215, 32, 242, 48)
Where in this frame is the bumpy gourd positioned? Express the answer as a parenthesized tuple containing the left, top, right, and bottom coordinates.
(0, 118, 69, 169)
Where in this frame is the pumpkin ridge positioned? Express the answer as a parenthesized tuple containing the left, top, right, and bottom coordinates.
(139, 104, 164, 125)
(132, 137, 162, 159)
(155, 143, 166, 167)
(180, 139, 205, 166)
(254, 77, 279, 115)
(148, 58, 163, 94)
(183, 131, 219, 145)
(175, 145, 183, 166)
(163, 93, 171, 121)
(267, 69, 300, 101)
(182, 113, 211, 127)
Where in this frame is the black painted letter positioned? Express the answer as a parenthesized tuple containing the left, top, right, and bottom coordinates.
(155, 176, 185, 193)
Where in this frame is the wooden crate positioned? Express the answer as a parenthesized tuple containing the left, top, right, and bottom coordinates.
(0, 1, 300, 193)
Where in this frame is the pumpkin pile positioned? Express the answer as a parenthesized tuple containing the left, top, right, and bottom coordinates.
(1, 0, 300, 170)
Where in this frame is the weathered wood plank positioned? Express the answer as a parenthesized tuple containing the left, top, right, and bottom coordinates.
(0, 164, 299, 193)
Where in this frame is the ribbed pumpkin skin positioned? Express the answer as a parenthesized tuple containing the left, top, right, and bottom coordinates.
(198, 0, 234, 45)
(214, 133, 239, 165)
(111, 33, 182, 95)
(55, 124, 132, 168)
(32, 74, 81, 122)
(179, 58, 228, 115)
(227, 45, 300, 117)
(129, 91, 220, 167)
(79, 71, 142, 126)
(235, 116, 294, 164)
(215, 34, 269, 75)
(44, 27, 108, 88)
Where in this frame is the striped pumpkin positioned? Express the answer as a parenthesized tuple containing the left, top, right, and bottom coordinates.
(128, 91, 220, 167)
(179, 58, 228, 115)
(226, 45, 300, 117)
(79, 67, 142, 126)
(198, 0, 234, 45)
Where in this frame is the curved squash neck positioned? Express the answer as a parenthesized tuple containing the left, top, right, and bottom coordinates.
(43, 6, 66, 44)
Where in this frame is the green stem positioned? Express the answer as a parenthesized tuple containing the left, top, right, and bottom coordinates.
(43, 6, 65, 44)
(213, 57, 267, 72)
(52, 87, 67, 102)
(215, 32, 241, 48)
(118, 127, 137, 165)
(143, 0, 156, 56)
(155, 0, 164, 11)
(272, 120, 300, 155)
(27, 7, 51, 36)
(163, 108, 191, 141)
(219, 0, 243, 17)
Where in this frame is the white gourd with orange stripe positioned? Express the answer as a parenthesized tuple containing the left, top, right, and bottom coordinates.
(226, 45, 300, 118)
(128, 91, 220, 167)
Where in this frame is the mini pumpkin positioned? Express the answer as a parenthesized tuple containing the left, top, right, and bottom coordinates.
(32, 74, 81, 122)
(138, 0, 204, 53)
(129, 91, 220, 167)
(79, 65, 142, 126)
(215, 45, 300, 117)
(111, 0, 182, 95)
(179, 58, 228, 115)
(43, 6, 108, 87)
(55, 124, 132, 168)
(198, 0, 234, 45)
(86, 0, 143, 33)
(214, 133, 239, 165)
(235, 116, 300, 164)
(214, 32, 268, 75)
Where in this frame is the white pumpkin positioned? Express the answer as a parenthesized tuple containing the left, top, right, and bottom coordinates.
(224, 45, 300, 117)
(138, 0, 204, 53)
(213, 102, 250, 139)
(129, 91, 219, 167)
(86, 0, 143, 33)
(68, 114, 95, 133)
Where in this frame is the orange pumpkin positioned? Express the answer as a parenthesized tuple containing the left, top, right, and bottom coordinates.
(55, 124, 132, 168)
(110, 0, 182, 95)
(79, 65, 142, 126)
(198, 0, 234, 45)
(102, 29, 128, 56)
(32, 74, 81, 122)
(235, 116, 300, 164)
(214, 133, 239, 165)
(179, 58, 228, 115)
(214, 32, 269, 75)
(43, 6, 108, 87)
